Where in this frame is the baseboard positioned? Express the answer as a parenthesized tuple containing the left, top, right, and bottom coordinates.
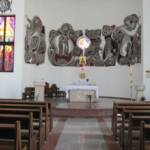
(99, 96, 135, 101)
(0, 98, 21, 101)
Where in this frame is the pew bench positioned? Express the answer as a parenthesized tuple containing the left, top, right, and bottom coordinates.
(140, 121, 150, 150)
(128, 115, 150, 150)
(0, 101, 53, 137)
(120, 109, 150, 150)
(112, 102, 150, 140)
(0, 113, 36, 150)
(0, 121, 23, 150)
(0, 107, 43, 149)
(0, 100, 53, 149)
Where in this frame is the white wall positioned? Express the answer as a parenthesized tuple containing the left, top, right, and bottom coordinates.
(0, 0, 25, 99)
(143, 0, 150, 99)
(22, 0, 143, 98)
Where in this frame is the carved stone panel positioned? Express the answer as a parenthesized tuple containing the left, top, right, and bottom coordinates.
(25, 16, 46, 65)
(48, 14, 141, 67)
(48, 23, 83, 66)
(0, 0, 12, 13)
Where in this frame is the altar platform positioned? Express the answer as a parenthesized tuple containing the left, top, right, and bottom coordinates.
(52, 98, 129, 118)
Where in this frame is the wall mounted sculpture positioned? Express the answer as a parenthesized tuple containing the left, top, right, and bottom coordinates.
(0, 0, 12, 13)
(48, 14, 141, 66)
(25, 16, 46, 65)
(112, 14, 141, 65)
(48, 23, 83, 66)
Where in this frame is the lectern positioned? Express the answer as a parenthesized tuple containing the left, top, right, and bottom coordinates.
(33, 81, 45, 102)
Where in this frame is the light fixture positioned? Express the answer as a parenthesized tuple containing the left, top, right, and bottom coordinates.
(76, 36, 91, 52)
(77, 36, 91, 80)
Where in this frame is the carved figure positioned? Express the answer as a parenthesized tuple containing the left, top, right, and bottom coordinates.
(112, 14, 141, 65)
(123, 14, 139, 31)
(85, 29, 104, 66)
(112, 27, 132, 65)
(132, 25, 141, 63)
(123, 14, 141, 64)
(102, 25, 117, 66)
(0, 0, 12, 13)
(48, 23, 83, 66)
(25, 16, 46, 65)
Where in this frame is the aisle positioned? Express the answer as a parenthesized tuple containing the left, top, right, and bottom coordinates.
(42, 117, 120, 150)
(55, 118, 107, 150)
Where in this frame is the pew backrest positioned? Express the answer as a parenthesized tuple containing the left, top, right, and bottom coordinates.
(0, 121, 21, 150)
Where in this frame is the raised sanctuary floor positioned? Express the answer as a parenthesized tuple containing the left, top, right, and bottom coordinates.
(52, 98, 129, 118)
(40, 98, 131, 150)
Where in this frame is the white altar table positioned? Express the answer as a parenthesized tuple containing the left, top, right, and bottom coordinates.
(66, 85, 98, 102)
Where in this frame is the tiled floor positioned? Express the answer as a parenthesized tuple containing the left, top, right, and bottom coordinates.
(41, 98, 129, 150)
(55, 118, 107, 150)
(50, 97, 131, 109)
(42, 117, 120, 150)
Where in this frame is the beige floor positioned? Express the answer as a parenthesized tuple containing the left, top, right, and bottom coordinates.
(53, 97, 133, 109)
(98, 98, 132, 108)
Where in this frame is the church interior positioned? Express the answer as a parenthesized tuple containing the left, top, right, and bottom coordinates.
(0, 0, 150, 149)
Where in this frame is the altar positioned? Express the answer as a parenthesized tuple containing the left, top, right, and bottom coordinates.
(66, 85, 98, 102)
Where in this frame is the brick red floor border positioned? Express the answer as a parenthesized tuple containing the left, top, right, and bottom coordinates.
(98, 118, 121, 150)
(41, 118, 66, 150)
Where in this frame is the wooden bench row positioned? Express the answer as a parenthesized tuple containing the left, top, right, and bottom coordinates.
(140, 121, 150, 150)
(112, 101, 150, 139)
(112, 101, 150, 150)
(0, 100, 53, 150)
(0, 121, 22, 150)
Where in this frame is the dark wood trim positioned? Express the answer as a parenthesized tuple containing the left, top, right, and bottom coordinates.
(0, 42, 14, 45)
(0, 98, 21, 101)
(0, 15, 15, 17)
(99, 96, 136, 101)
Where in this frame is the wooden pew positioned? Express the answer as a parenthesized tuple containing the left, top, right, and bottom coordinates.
(113, 106, 150, 139)
(0, 107, 46, 147)
(112, 102, 150, 140)
(0, 101, 52, 138)
(112, 102, 150, 134)
(128, 115, 150, 150)
(140, 121, 150, 150)
(0, 100, 53, 149)
(120, 109, 150, 150)
(0, 121, 21, 150)
(0, 113, 36, 150)
(0, 100, 53, 130)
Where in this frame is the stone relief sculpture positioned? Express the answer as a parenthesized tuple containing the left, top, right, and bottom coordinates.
(101, 25, 118, 66)
(48, 23, 83, 66)
(48, 14, 141, 66)
(112, 14, 141, 65)
(0, 0, 12, 13)
(85, 29, 104, 66)
(25, 16, 46, 65)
